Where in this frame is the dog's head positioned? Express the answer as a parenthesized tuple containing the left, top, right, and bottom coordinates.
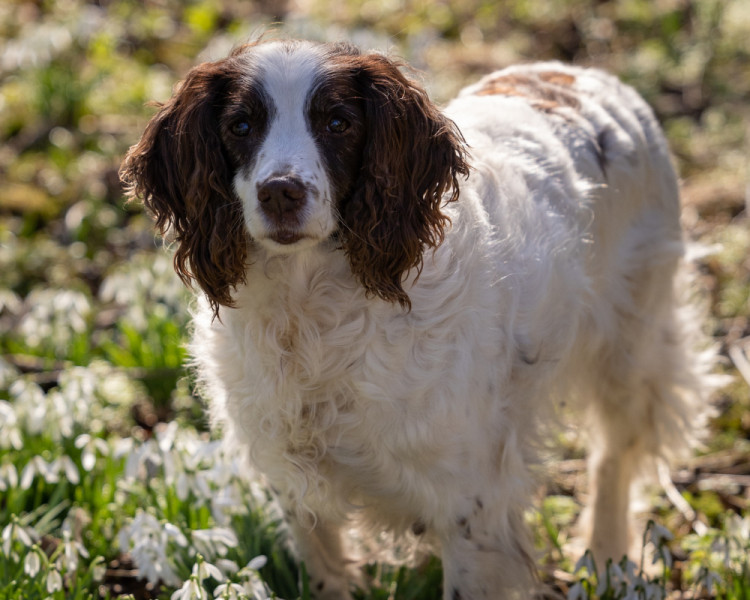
(121, 40, 468, 314)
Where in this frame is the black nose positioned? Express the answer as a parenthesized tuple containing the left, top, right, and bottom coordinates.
(257, 176, 306, 217)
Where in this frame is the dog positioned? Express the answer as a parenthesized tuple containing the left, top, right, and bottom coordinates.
(121, 39, 712, 599)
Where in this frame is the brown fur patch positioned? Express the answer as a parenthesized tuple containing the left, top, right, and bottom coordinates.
(473, 71, 581, 114)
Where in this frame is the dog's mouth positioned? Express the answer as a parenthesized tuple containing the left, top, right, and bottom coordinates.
(270, 230, 304, 245)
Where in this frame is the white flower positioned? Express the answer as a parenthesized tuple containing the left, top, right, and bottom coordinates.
(171, 575, 208, 600)
(176, 470, 213, 501)
(193, 558, 225, 583)
(215, 558, 240, 577)
(567, 581, 587, 600)
(20, 455, 80, 488)
(646, 521, 674, 547)
(124, 439, 163, 481)
(90, 556, 107, 581)
(56, 529, 89, 572)
(245, 556, 267, 571)
(0, 463, 18, 492)
(156, 420, 180, 453)
(118, 510, 182, 586)
(241, 573, 271, 600)
(17, 288, 91, 356)
(238, 557, 271, 600)
(75, 434, 110, 471)
(164, 522, 189, 547)
(2, 519, 37, 557)
(573, 550, 596, 575)
(9, 379, 47, 436)
(191, 528, 238, 558)
(112, 437, 134, 459)
(24, 548, 42, 577)
(699, 567, 722, 595)
(214, 582, 247, 599)
(20, 456, 57, 489)
(644, 580, 667, 600)
(0, 401, 22, 450)
(54, 456, 80, 485)
(46, 568, 63, 593)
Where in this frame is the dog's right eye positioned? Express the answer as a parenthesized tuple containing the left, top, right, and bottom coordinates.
(230, 120, 251, 137)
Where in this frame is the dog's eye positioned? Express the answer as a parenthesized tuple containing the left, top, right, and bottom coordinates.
(230, 120, 251, 137)
(327, 117, 350, 134)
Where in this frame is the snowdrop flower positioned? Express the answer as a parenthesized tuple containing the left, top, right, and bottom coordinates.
(124, 439, 163, 481)
(595, 563, 610, 597)
(210, 484, 245, 526)
(53, 455, 80, 485)
(20, 455, 79, 489)
(20, 456, 56, 490)
(171, 575, 208, 600)
(698, 567, 722, 595)
(214, 582, 247, 600)
(90, 556, 107, 581)
(191, 528, 238, 560)
(56, 528, 89, 572)
(727, 513, 750, 540)
(164, 522, 189, 548)
(2, 517, 38, 557)
(24, 547, 42, 577)
(176, 470, 212, 502)
(0, 463, 18, 492)
(646, 521, 674, 547)
(112, 437, 134, 459)
(47, 568, 63, 593)
(566, 580, 587, 600)
(193, 556, 225, 583)
(156, 420, 180, 453)
(9, 379, 47, 436)
(643, 580, 667, 600)
(573, 550, 597, 576)
(244, 556, 267, 571)
(215, 558, 240, 577)
(0, 401, 22, 450)
(75, 433, 110, 471)
(238, 556, 271, 600)
(0, 354, 19, 388)
(119, 510, 184, 586)
(17, 288, 91, 356)
(241, 573, 272, 600)
(48, 389, 77, 439)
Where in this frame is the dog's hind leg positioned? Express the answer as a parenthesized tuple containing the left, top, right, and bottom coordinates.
(582, 244, 711, 565)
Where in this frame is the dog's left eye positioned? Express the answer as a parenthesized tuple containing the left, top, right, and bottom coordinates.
(230, 120, 251, 137)
(327, 117, 350, 134)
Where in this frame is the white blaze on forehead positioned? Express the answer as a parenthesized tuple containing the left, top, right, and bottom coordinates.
(252, 42, 327, 177)
(234, 42, 338, 250)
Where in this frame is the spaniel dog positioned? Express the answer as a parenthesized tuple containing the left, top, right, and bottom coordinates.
(121, 39, 712, 599)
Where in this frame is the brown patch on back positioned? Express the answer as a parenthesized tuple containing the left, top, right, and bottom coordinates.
(473, 71, 581, 114)
(538, 71, 576, 86)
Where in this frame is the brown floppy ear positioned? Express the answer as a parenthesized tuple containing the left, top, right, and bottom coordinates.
(342, 54, 469, 309)
(120, 59, 246, 315)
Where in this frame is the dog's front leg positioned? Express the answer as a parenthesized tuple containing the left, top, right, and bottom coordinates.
(440, 505, 536, 600)
(283, 511, 357, 600)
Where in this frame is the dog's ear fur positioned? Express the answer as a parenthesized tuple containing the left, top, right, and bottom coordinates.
(120, 58, 247, 316)
(341, 53, 469, 309)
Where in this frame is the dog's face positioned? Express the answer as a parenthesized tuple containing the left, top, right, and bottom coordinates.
(120, 40, 468, 314)
(224, 42, 367, 253)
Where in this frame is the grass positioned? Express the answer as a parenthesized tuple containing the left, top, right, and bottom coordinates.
(1, 0, 748, 598)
